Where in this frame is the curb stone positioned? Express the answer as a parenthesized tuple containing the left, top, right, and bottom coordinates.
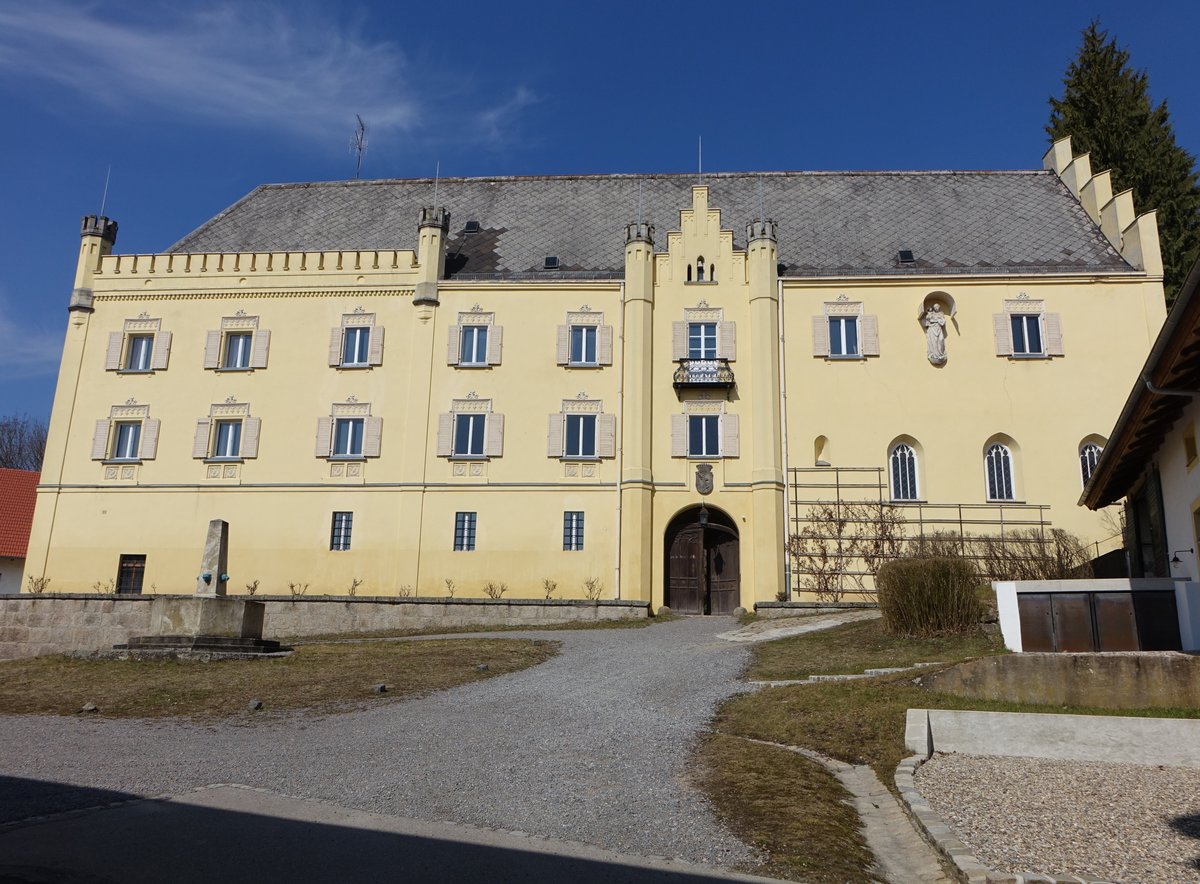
(894, 755, 1121, 884)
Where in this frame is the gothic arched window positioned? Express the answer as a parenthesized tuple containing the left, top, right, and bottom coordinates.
(1079, 442, 1102, 487)
(985, 443, 1014, 501)
(890, 443, 919, 501)
(696, 256, 706, 282)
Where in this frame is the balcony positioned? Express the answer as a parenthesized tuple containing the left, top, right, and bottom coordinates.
(673, 358, 735, 390)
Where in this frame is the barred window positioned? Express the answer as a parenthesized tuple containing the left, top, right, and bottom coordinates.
(563, 511, 584, 551)
(890, 443, 918, 501)
(454, 512, 477, 551)
(330, 512, 353, 551)
(985, 444, 1014, 501)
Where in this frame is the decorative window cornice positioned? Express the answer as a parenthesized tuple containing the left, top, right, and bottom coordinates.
(561, 398, 602, 414)
(1003, 298, 1044, 313)
(452, 397, 492, 413)
(685, 307, 722, 323)
(684, 401, 725, 415)
(566, 311, 603, 326)
(457, 311, 495, 326)
(210, 402, 250, 417)
(824, 299, 863, 316)
(331, 401, 371, 417)
(110, 404, 150, 419)
(123, 317, 161, 332)
(342, 312, 375, 327)
(221, 314, 259, 330)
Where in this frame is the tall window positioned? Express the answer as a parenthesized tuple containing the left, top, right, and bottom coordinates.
(126, 335, 153, 371)
(213, 420, 242, 459)
(564, 414, 597, 458)
(454, 512, 477, 551)
(890, 443, 919, 501)
(570, 326, 597, 365)
(985, 443, 1014, 501)
(563, 511, 585, 551)
(333, 417, 364, 457)
(342, 327, 370, 366)
(454, 413, 486, 457)
(688, 322, 717, 359)
(1010, 315, 1043, 356)
(688, 414, 720, 458)
(1079, 443, 1103, 487)
(330, 512, 353, 551)
(224, 333, 252, 369)
(112, 421, 141, 460)
(460, 326, 489, 365)
(828, 316, 859, 357)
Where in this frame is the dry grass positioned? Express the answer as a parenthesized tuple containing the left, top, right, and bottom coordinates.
(693, 734, 881, 883)
(0, 639, 558, 719)
(285, 616, 667, 644)
(748, 617, 1003, 681)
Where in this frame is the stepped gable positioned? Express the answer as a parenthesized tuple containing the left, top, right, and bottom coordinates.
(169, 170, 1131, 279)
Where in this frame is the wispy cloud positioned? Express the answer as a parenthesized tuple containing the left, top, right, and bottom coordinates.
(0, 290, 61, 379)
(0, 2, 419, 139)
(474, 87, 539, 146)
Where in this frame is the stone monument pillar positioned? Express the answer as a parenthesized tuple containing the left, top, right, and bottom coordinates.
(195, 519, 230, 596)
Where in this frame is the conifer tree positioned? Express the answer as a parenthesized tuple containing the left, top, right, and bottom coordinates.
(1048, 21, 1200, 304)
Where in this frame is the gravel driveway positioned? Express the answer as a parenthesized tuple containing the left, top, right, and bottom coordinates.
(0, 617, 757, 869)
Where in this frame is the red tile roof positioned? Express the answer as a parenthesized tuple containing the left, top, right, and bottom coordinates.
(0, 469, 39, 558)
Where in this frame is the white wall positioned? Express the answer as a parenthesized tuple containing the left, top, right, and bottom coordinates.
(1155, 396, 1200, 581)
(0, 558, 24, 594)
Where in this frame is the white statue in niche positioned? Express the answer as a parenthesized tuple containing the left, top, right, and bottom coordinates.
(922, 303, 948, 364)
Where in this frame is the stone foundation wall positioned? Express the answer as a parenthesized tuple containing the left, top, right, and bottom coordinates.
(754, 600, 878, 618)
(920, 652, 1200, 709)
(0, 594, 650, 660)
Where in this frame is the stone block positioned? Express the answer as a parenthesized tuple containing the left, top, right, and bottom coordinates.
(150, 597, 265, 639)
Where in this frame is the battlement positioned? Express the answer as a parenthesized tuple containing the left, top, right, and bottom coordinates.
(81, 215, 118, 243)
(1043, 136, 1162, 277)
(418, 206, 450, 231)
(746, 220, 777, 243)
(94, 247, 420, 282)
(625, 222, 655, 245)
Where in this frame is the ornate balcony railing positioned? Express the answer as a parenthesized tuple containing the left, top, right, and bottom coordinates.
(673, 358, 735, 389)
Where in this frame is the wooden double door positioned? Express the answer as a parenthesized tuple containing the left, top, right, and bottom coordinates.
(665, 509, 740, 615)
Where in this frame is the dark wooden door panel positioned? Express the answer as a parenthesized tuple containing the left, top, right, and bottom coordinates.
(667, 525, 704, 614)
(707, 530, 740, 615)
(1094, 592, 1138, 651)
(1134, 590, 1183, 651)
(1051, 594, 1096, 652)
(1018, 594, 1055, 652)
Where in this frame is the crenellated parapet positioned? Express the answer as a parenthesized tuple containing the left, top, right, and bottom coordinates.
(746, 219, 777, 244)
(94, 247, 419, 281)
(418, 206, 450, 232)
(625, 222, 655, 245)
(1043, 136, 1163, 277)
(81, 214, 118, 244)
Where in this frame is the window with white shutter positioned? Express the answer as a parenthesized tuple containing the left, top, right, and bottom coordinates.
(107, 317, 171, 373)
(315, 402, 382, 459)
(331, 313, 383, 369)
(815, 301, 877, 359)
(547, 400, 615, 459)
(672, 405, 739, 459)
(995, 298, 1061, 359)
(441, 398, 503, 458)
(193, 404, 262, 460)
(92, 404, 158, 461)
(205, 316, 271, 371)
(558, 311, 612, 367)
(449, 310, 500, 367)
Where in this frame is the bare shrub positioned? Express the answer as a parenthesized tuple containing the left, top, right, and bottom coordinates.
(877, 557, 983, 637)
(908, 528, 1092, 581)
(288, 582, 309, 598)
(397, 584, 414, 599)
(26, 575, 50, 594)
(542, 578, 557, 600)
(92, 579, 114, 594)
(444, 578, 456, 598)
(0, 413, 47, 471)
(582, 577, 603, 601)
(348, 578, 363, 597)
(787, 501, 905, 601)
(245, 579, 259, 596)
(483, 581, 508, 599)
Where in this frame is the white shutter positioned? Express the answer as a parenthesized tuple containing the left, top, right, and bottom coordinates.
(811, 316, 829, 357)
(329, 328, 343, 366)
(105, 333, 123, 371)
(241, 417, 261, 458)
(447, 325, 461, 364)
(722, 414, 740, 458)
(672, 321, 686, 360)
(597, 414, 616, 458)
(598, 325, 614, 365)
(718, 321, 737, 361)
(91, 420, 111, 460)
(192, 419, 212, 458)
(140, 419, 160, 459)
(487, 325, 503, 365)
(556, 326, 570, 365)
(315, 417, 333, 457)
(149, 332, 171, 370)
(485, 413, 505, 457)
(368, 326, 385, 366)
(436, 413, 454, 456)
(993, 314, 1013, 356)
(250, 330, 271, 369)
(203, 331, 221, 369)
(671, 414, 687, 457)
(547, 413, 564, 456)
(1045, 313, 1064, 356)
(861, 315, 880, 356)
(363, 416, 383, 457)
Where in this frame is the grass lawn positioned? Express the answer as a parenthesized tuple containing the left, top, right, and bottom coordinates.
(0, 638, 558, 719)
(694, 734, 881, 884)
(697, 617, 1200, 880)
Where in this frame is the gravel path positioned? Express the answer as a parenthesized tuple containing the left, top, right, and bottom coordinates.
(915, 753, 1200, 882)
(0, 617, 759, 869)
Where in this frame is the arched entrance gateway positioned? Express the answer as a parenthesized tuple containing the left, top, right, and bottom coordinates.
(664, 505, 740, 614)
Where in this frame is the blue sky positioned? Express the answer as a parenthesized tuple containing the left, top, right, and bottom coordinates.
(1, 0, 1197, 421)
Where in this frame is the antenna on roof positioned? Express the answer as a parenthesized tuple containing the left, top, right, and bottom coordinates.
(351, 115, 367, 179)
(637, 181, 644, 225)
(698, 136, 703, 183)
(433, 160, 440, 208)
(99, 164, 112, 217)
(758, 178, 765, 224)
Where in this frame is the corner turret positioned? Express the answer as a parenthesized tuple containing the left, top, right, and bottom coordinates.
(71, 215, 118, 312)
(414, 206, 450, 306)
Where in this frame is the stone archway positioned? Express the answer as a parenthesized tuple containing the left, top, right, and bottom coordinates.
(664, 505, 740, 615)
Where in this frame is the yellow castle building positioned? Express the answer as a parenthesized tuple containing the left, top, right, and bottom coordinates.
(24, 137, 1166, 612)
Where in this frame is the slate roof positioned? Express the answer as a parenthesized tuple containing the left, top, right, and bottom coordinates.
(169, 170, 1132, 279)
(0, 468, 39, 559)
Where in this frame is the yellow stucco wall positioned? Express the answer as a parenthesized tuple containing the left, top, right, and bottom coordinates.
(25, 164, 1167, 609)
